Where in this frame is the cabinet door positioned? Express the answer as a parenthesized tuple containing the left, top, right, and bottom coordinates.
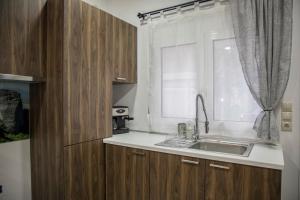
(205, 161, 239, 200)
(205, 160, 281, 200)
(126, 24, 137, 83)
(150, 152, 205, 200)
(64, 2, 112, 146)
(0, 0, 46, 77)
(106, 144, 149, 200)
(64, 140, 105, 200)
(112, 17, 137, 84)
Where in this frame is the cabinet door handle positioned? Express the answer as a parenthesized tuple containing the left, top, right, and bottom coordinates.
(209, 163, 230, 170)
(116, 77, 126, 81)
(132, 151, 145, 156)
(181, 159, 199, 165)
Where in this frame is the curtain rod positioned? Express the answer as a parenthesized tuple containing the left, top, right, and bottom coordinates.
(137, 0, 213, 19)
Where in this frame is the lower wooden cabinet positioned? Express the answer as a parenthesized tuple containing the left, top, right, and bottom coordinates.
(64, 140, 105, 200)
(205, 160, 281, 200)
(105, 144, 282, 200)
(106, 144, 149, 200)
(150, 152, 205, 200)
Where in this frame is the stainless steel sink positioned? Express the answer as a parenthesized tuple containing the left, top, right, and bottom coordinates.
(189, 139, 253, 157)
(155, 137, 254, 157)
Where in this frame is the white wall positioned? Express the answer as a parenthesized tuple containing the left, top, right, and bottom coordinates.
(280, 0, 300, 199)
(0, 140, 31, 200)
(84, 0, 300, 199)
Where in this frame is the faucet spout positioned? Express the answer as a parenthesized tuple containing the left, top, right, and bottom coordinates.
(195, 94, 209, 138)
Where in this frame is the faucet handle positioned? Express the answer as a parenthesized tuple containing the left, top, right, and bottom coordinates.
(205, 121, 209, 133)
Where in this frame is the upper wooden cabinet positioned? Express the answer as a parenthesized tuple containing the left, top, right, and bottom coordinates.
(0, 0, 46, 77)
(150, 152, 205, 200)
(63, 1, 112, 146)
(112, 17, 137, 84)
(205, 160, 281, 200)
(106, 144, 149, 200)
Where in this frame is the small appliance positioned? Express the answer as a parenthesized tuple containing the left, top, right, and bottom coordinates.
(112, 106, 134, 134)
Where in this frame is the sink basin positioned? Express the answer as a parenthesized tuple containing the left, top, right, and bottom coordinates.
(155, 137, 254, 157)
(189, 139, 253, 157)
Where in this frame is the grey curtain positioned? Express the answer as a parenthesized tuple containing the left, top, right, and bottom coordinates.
(230, 0, 293, 142)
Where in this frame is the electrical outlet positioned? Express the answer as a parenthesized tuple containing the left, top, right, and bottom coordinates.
(281, 121, 292, 132)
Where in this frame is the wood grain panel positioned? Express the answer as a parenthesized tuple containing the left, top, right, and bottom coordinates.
(103, 12, 113, 138)
(64, 2, 112, 146)
(30, 0, 112, 199)
(112, 17, 137, 84)
(0, 0, 12, 73)
(106, 144, 149, 200)
(242, 165, 282, 200)
(112, 17, 120, 81)
(128, 25, 137, 83)
(119, 21, 129, 80)
(149, 152, 205, 200)
(64, 140, 105, 200)
(30, 0, 64, 199)
(205, 160, 281, 200)
(205, 161, 238, 200)
(63, 0, 83, 145)
(0, 0, 46, 77)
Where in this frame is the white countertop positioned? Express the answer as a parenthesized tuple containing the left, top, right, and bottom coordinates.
(103, 131, 284, 170)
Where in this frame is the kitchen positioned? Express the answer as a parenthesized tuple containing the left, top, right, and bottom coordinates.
(0, 0, 299, 199)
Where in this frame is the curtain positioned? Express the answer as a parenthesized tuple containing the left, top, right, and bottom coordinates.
(148, 15, 202, 134)
(230, 0, 293, 142)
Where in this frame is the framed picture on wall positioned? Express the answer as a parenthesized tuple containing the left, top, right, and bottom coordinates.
(0, 83, 29, 143)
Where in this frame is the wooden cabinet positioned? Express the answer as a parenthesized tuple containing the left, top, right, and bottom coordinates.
(205, 161, 241, 200)
(63, 1, 112, 146)
(106, 144, 149, 200)
(205, 160, 281, 200)
(150, 152, 205, 200)
(30, 0, 113, 199)
(0, 0, 46, 77)
(105, 145, 282, 200)
(29, 0, 138, 198)
(64, 140, 105, 200)
(112, 17, 137, 84)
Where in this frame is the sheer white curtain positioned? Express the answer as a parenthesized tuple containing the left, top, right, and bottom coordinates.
(148, 15, 202, 134)
(161, 43, 198, 119)
(148, 3, 261, 137)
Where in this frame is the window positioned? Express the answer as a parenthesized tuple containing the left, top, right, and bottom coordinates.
(148, 4, 261, 135)
(162, 43, 198, 119)
(213, 38, 261, 122)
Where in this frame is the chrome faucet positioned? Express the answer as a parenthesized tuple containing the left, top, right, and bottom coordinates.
(193, 94, 209, 140)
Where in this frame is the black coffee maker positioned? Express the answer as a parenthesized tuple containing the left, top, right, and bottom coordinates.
(112, 106, 134, 134)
